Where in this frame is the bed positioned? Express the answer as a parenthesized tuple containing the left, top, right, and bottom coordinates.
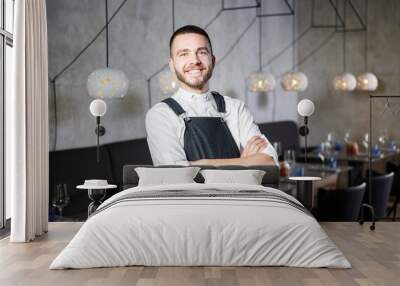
(50, 165, 350, 269)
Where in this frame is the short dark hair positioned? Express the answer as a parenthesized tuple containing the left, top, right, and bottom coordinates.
(169, 25, 213, 55)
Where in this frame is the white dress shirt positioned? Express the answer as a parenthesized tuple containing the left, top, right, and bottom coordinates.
(145, 88, 278, 166)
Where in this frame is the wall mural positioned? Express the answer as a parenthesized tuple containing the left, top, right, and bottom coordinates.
(48, 0, 300, 151)
(47, 0, 371, 151)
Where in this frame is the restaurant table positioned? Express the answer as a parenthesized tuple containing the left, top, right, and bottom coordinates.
(279, 163, 352, 210)
(288, 176, 321, 210)
(297, 150, 400, 184)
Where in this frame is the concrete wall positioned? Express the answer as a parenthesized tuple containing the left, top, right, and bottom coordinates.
(297, 0, 400, 147)
(47, 0, 297, 151)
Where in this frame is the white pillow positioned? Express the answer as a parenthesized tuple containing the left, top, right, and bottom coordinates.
(200, 169, 266, 185)
(135, 167, 201, 186)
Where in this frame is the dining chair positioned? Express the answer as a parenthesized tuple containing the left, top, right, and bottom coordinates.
(360, 172, 394, 229)
(317, 182, 366, 221)
(386, 162, 400, 220)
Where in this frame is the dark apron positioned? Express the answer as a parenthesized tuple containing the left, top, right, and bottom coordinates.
(162, 92, 241, 161)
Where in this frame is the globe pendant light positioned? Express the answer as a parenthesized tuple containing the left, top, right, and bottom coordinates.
(280, 0, 308, 93)
(247, 72, 276, 92)
(281, 72, 308, 91)
(247, 11, 276, 93)
(356, 72, 378, 91)
(159, 70, 179, 94)
(87, 0, 129, 99)
(333, 13, 356, 92)
(333, 73, 357, 91)
(87, 68, 129, 99)
(355, 4, 378, 92)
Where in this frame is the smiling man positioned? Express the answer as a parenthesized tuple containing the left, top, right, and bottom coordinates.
(145, 25, 278, 166)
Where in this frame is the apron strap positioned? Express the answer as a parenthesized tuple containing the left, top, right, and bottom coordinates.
(211, 92, 226, 113)
(162, 98, 186, 116)
(162, 92, 226, 115)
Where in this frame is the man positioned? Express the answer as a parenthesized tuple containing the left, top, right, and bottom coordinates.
(146, 25, 278, 166)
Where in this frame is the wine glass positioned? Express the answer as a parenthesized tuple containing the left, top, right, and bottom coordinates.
(343, 129, 351, 143)
(52, 184, 70, 218)
(378, 128, 388, 149)
(327, 132, 336, 146)
(284, 149, 296, 167)
(273, 142, 282, 161)
(362, 133, 369, 153)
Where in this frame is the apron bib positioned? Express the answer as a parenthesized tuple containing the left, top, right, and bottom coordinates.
(162, 92, 241, 161)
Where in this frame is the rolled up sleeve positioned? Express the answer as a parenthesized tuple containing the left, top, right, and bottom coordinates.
(237, 102, 279, 166)
(145, 106, 190, 166)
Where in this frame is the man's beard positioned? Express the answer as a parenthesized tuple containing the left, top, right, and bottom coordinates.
(174, 67, 213, 90)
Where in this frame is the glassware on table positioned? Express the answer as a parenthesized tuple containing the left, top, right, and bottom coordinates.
(272, 142, 282, 161)
(325, 157, 337, 169)
(333, 141, 342, 152)
(378, 135, 386, 148)
(346, 141, 359, 156)
(280, 161, 290, 177)
(326, 132, 336, 142)
(317, 150, 326, 165)
(52, 184, 70, 218)
(378, 128, 388, 149)
(372, 144, 381, 157)
(388, 140, 397, 152)
(284, 149, 296, 167)
(290, 165, 304, 177)
(319, 141, 333, 156)
(362, 133, 369, 153)
(343, 129, 352, 143)
(327, 132, 336, 145)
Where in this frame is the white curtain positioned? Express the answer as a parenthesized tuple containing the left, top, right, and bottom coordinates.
(7, 0, 49, 242)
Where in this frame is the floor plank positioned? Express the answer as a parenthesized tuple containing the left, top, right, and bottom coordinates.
(0, 222, 399, 286)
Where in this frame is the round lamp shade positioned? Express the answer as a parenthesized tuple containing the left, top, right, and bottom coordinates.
(159, 70, 179, 94)
(247, 72, 276, 92)
(281, 72, 308, 91)
(87, 68, 129, 99)
(297, 99, 315, 117)
(89, 99, 107, 117)
(333, 73, 357, 91)
(356, 72, 378, 91)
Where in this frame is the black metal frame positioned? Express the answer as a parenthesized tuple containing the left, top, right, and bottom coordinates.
(257, 0, 294, 18)
(48, 0, 297, 113)
(1, 0, 14, 230)
(311, 0, 344, 29)
(222, 0, 260, 11)
(222, 0, 293, 17)
(311, 0, 366, 32)
(0, 0, 4, 230)
(358, 95, 400, 231)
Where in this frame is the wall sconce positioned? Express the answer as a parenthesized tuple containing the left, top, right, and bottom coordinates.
(281, 72, 309, 91)
(333, 73, 357, 91)
(297, 99, 315, 163)
(356, 72, 378, 91)
(89, 99, 107, 163)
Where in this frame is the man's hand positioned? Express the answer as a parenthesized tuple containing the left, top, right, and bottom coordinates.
(191, 136, 275, 166)
(241, 136, 268, 158)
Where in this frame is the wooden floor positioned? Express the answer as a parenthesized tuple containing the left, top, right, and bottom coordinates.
(0, 222, 399, 286)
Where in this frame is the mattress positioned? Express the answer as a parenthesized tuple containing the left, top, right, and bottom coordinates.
(50, 183, 351, 269)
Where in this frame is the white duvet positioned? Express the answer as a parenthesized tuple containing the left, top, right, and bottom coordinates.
(50, 183, 351, 269)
